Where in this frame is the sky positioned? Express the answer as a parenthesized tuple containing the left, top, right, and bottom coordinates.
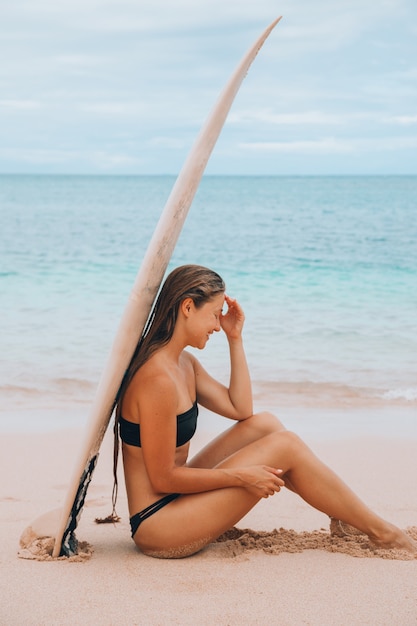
(0, 0, 416, 175)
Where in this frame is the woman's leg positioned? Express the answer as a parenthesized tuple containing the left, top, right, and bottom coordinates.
(135, 487, 262, 558)
(189, 411, 285, 469)
(189, 411, 297, 494)
(135, 429, 417, 558)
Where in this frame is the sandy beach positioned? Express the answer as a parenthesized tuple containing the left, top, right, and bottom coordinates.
(1, 407, 417, 626)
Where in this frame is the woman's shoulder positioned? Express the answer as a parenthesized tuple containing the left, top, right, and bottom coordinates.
(131, 354, 173, 389)
(180, 350, 195, 366)
(181, 350, 206, 375)
(126, 363, 177, 413)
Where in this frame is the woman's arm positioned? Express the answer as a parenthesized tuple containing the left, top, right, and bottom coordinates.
(224, 295, 253, 415)
(193, 295, 253, 419)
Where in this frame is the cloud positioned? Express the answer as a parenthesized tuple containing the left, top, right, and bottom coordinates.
(387, 115, 417, 125)
(230, 110, 417, 128)
(239, 136, 417, 155)
(147, 137, 187, 150)
(240, 138, 354, 155)
(78, 102, 148, 116)
(0, 147, 141, 168)
(229, 110, 370, 126)
(0, 99, 41, 110)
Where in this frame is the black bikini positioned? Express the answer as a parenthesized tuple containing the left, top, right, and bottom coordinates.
(119, 402, 199, 538)
(119, 402, 198, 449)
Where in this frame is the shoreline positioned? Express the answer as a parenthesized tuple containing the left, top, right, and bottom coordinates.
(1, 402, 416, 442)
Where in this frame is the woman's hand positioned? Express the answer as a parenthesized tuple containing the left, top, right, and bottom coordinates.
(220, 294, 245, 340)
(231, 465, 285, 499)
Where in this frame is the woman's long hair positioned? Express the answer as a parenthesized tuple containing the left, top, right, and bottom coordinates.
(108, 265, 225, 519)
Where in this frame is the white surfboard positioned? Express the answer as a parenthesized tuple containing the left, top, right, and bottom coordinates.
(21, 17, 281, 559)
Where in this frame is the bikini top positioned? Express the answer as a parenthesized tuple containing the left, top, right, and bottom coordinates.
(119, 402, 198, 448)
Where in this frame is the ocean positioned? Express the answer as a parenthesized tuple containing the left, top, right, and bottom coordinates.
(1, 174, 416, 436)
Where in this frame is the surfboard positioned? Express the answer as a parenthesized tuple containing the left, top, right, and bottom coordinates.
(21, 17, 281, 559)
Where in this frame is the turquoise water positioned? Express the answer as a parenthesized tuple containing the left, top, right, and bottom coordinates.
(1, 175, 416, 431)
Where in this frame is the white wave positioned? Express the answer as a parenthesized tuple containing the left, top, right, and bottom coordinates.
(381, 387, 417, 402)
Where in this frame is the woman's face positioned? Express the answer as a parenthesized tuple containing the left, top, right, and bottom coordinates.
(186, 292, 225, 349)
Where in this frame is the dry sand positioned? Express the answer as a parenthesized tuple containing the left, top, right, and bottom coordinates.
(1, 418, 417, 625)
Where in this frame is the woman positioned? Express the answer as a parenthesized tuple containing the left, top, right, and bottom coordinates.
(114, 264, 416, 559)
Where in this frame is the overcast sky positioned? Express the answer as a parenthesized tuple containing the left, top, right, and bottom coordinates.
(1, 0, 416, 175)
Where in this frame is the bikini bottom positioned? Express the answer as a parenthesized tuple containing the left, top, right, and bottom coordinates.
(130, 493, 180, 538)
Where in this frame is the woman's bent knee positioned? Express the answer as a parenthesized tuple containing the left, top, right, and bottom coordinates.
(281, 431, 311, 460)
(266, 429, 306, 457)
(246, 411, 286, 436)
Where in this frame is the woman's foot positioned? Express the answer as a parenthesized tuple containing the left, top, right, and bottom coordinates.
(330, 517, 417, 555)
(368, 524, 417, 554)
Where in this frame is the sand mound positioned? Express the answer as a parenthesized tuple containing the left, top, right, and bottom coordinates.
(18, 525, 93, 562)
(215, 525, 417, 560)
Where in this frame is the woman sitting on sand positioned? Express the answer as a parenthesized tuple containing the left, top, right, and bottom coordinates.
(114, 264, 416, 559)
